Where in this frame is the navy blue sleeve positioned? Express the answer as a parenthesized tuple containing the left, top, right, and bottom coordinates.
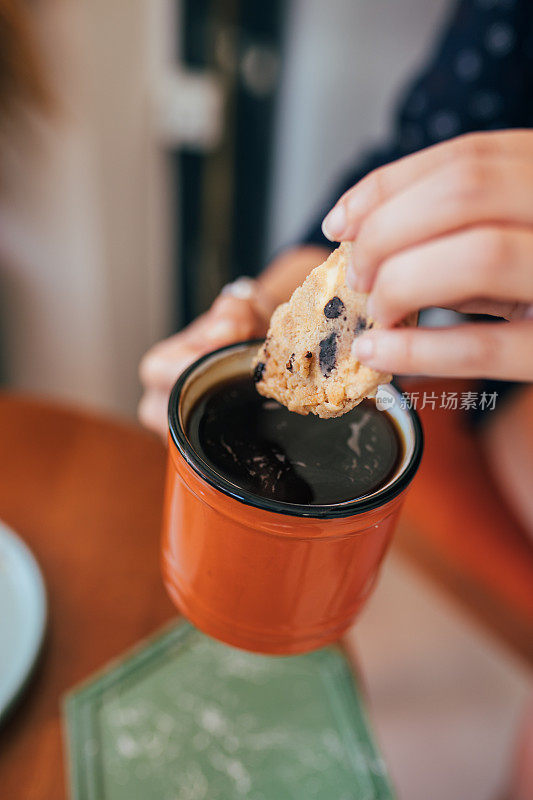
(302, 0, 533, 248)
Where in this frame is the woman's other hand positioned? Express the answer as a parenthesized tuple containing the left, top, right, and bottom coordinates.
(138, 245, 329, 438)
(138, 283, 271, 439)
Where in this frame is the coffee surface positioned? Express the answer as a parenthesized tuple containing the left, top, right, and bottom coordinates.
(186, 376, 402, 506)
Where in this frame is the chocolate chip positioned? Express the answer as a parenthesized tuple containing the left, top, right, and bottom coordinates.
(323, 296, 345, 319)
(354, 316, 368, 335)
(253, 362, 266, 383)
(286, 353, 295, 372)
(319, 333, 337, 376)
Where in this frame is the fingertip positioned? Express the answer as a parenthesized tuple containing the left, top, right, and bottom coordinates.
(347, 263, 372, 295)
(137, 393, 149, 425)
(345, 261, 359, 291)
(322, 204, 347, 241)
(139, 345, 196, 390)
(346, 243, 374, 294)
(366, 295, 390, 326)
(139, 353, 166, 383)
(205, 317, 238, 341)
(352, 332, 376, 363)
(139, 391, 171, 441)
(138, 391, 161, 428)
(352, 330, 402, 371)
(346, 185, 371, 219)
(138, 349, 163, 385)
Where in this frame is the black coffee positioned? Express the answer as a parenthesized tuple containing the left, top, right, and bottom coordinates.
(186, 376, 403, 506)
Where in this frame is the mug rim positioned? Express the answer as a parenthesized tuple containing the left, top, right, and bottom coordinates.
(168, 340, 424, 519)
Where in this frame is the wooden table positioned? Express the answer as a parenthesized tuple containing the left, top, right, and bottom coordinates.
(398, 379, 533, 666)
(1, 390, 532, 799)
(0, 395, 173, 800)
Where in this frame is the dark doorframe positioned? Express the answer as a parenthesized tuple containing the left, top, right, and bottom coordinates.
(172, 0, 285, 326)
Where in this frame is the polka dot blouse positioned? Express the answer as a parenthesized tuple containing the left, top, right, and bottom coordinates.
(303, 0, 533, 247)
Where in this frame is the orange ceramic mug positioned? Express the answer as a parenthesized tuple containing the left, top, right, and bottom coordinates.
(162, 341, 423, 655)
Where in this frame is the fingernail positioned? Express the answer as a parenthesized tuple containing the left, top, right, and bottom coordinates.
(352, 334, 375, 362)
(346, 268, 360, 291)
(349, 270, 371, 294)
(347, 187, 370, 220)
(205, 318, 237, 341)
(346, 247, 371, 294)
(346, 257, 361, 291)
(366, 295, 376, 320)
(322, 205, 346, 241)
(524, 303, 533, 320)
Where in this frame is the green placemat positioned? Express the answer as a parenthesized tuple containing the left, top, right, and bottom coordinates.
(64, 622, 395, 800)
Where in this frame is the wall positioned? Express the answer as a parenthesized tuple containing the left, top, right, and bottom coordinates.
(268, 0, 451, 252)
(0, 0, 174, 416)
(0, 0, 452, 416)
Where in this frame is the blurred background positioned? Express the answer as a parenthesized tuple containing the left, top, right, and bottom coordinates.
(0, 0, 451, 416)
(0, 3, 531, 799)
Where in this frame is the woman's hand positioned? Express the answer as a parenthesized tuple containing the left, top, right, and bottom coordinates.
(138, 284, 270, 438)
(138, 245, 329, 438)
(322, 130, 533, 381)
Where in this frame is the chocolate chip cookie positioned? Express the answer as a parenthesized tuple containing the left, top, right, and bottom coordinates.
(252, 242, 415, 418)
